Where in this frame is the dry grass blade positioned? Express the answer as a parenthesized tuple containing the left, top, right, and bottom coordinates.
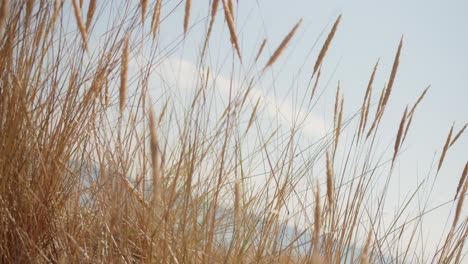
(201, 0, 220, 59)
(227, 0, 234, 18)
(310, 68, 321, 99)
(313, 15, 342, 77)
(333, 83, 341, 128)
(0, 0, 7, 30)
(222, 0, 242, 61)
(392, 106, 408, 166)
(240, 79, 254, 109)
(362, 87, 372, 135)
(85, 0, 97, 33)
(245, 97, 261, 134)
(334, 95, 344, 158)
(140, 0, 148, 23)
(408, 85, 430, 117)
(437, 124, 454, 173)
(234, 179, 242, 226)
(120, 32, 130, 115)
(454, 162, 468, 199)
(158, 99, 170, 126)
(262, 18, 302, 71)
(255, 38, 267, 62)
(450, 123, 467, 147)
(453, 171, 468, 227)
(366, 38, 403, 139)
(313, 183, 321, 252)
(184, 0, 191, 35)
(401, 86, 430, 144)
(358, 60, 379, 140)
(149, 107, 161, 205)
(151, 0, 162, 39)
(366, 83, 387, 139)
(72, 0, 88, 51)
(360, 229, 373, 264)
(325, 152, 334, 209)
(25, 0, 33, 24)
(381, 36, 403, 109)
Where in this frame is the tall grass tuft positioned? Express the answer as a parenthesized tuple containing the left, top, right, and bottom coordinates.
(0, 1, 466, 263)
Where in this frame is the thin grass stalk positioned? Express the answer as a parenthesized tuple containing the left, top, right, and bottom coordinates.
(85, 0, 97, 32)
(450, 123, 467, 147)
(245, 97, 260, 134)
(357, 60, 379, 141)
(151, 0, 162, 39)
(437, 124, 454, 173)
(0, 0, 8, 30)
(72, 0, 88, 51)
(454, 162, 468, 199)
(311, 68, 321, 100)
(222, 0, 242, 61)
(254, 38, 267, 63)
(392, 106, 408, 166)
(262, 18, 302, 71)
(325, 152, 334, 210)
(120, 32, 129, 115)
(312, 15, 342, 77)
(381, 37, 403, 109)
(200, 0, 220, 60)
(184, 0, 191, 35)
(140, 0, 148, 23)
(149, 107, 161, 206)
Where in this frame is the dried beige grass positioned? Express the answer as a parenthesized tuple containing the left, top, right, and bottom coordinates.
(255, 38, 267, 62)
(366, 38, 403, 139)
(140, 0, 148, 23)
(358, 60, 379, 140)
(85, 0, 97, 32)
(313, 15, 342, 77)
(0, 0, 8, 30)
(334, 95, 344, 158)
(325, 152, 334, 209)
(366, 83, 387, 139)
(362, 87, 372, 136)
(184, 0, 191, 35)
(151, 0, 162, 39)
(453, 170, 468, 227)
(201, 0, 220, 59)
(313, 182, 321, 252)
(25, 0, 33, 25)
(310, 68, 321, 99)
(227, 0, 234, 18)
(437, 124, 454, 173)
(246, 97, 261, 134)
(222, 0, 242, 61)
(360, 229, 373, 264)
(263, 18, 302, 71)
(381, 37, 403, 109)
(450, 123, 467, 147)
(234, 179, 242, 226)
(120, 32, 130, 114)
(72, 0, 88, 51)
(408, 85, 430, 117)
(401, 86, 430, 144)
(454, 162, 468, 199)
(392, 106, 408, 165)
(149, 107, 161, 205)
(333, 83, 341, 128)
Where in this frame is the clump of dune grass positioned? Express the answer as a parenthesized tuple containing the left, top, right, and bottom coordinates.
(0, 1, 466, 263)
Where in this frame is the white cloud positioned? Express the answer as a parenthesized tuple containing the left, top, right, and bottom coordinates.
(151, 56, 328, 140)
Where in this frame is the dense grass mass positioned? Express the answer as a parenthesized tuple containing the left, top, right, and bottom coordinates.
(0, 1, 467, 263)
